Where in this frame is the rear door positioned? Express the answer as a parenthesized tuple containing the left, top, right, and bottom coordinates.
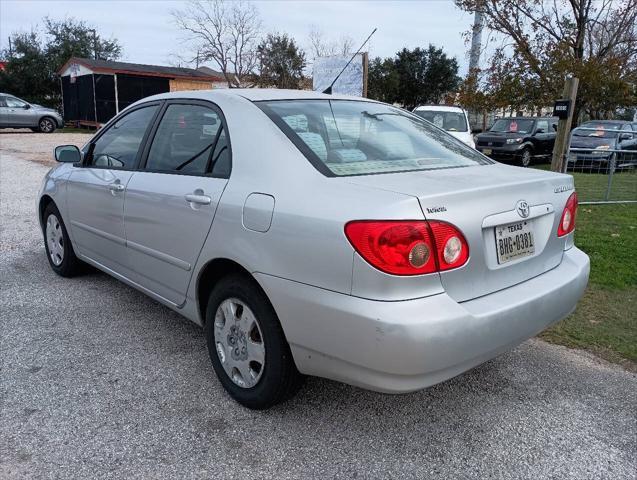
(0, 96, 8, 126)
(123, 100, 231, 306)
(66, 103, 160, 273)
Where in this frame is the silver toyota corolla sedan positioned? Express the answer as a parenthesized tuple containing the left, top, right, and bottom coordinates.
(38, 89, 589, 409)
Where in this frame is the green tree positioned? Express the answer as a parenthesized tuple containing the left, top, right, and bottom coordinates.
(367, 57, 399, 103)
(455, 0, 637, 122)
(368, 45, 460, 109)
(0, 17, 122, 108)
(257, 33, 306, 89)
(44, 17, 121, 70)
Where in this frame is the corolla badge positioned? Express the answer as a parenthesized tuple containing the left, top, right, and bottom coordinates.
(516, 200, 530, 218)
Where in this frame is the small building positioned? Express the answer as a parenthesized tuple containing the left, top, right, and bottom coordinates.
(58, 57, 223, 125)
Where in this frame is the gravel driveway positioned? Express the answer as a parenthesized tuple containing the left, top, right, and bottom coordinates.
(1, 133, 636, 479)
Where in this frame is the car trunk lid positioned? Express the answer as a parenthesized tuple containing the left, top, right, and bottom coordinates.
(346, 163, 574, 302)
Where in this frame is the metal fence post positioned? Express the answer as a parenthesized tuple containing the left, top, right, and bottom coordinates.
(604, 154, 616, 201)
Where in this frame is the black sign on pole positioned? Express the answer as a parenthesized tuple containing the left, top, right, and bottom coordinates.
(552, 99, 571, 119)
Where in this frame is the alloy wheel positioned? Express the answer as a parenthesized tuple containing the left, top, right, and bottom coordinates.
(521, 150, 531, 167)
(40, 118, 54, 133)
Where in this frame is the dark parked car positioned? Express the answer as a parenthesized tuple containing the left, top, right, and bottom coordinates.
(475, 117, 557, 167)
(568, 120, 637, 172)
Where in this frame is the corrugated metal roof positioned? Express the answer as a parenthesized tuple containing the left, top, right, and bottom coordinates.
(59, 57, 223, 81)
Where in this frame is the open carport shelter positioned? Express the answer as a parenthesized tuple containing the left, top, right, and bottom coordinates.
(58, 57, 222, 126)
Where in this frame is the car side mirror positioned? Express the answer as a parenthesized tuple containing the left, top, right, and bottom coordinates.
(471, 128, 483, 134)
(552, 124, 558, 131)
(619, 133, 632, 141)
(23, 104, 31, 109)
(55, 145, 81, 163)
(535, 128, 545, 134)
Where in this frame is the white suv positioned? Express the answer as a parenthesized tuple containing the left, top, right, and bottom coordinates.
(413, 105, 475, 149)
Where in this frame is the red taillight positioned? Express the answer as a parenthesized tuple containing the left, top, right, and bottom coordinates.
(558, 192, 578, 237)
(344, 220, 469, 276)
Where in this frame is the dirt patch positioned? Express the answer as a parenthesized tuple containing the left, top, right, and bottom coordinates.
(0, 130, 93, 166)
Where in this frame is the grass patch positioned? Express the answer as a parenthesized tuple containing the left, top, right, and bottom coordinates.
(571, 170, 636, 202)
(533, 162, 636, 202)
(540, 204, 637, 366)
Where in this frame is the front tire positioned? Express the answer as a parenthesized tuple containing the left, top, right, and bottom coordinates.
(519, 147, 532, 167)
(43, 203, 82, 277)
(38, 117, 57, 133)
(205, 274, 303, 409)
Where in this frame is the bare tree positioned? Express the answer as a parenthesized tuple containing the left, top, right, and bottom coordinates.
(308, 25, 354, 58)
(172, 0, 261, 87)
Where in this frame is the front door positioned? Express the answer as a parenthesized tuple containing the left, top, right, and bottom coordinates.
(4, 96, 37, 126)
(123, 101, 231, 306)
(66, 103, 160, 273)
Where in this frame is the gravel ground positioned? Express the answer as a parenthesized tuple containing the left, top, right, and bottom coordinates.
(1, 136, 636, 479)
(0, 130, 93, 166)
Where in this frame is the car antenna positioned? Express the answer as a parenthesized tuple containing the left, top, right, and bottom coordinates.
(322, 28, 377, 95)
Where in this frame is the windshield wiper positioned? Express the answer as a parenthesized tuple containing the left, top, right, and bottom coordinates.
(361, 111, 402, 121)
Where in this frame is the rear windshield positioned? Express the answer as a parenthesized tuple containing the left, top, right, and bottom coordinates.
(257, 100, 491, 177)
(490, 119, 535, 134)
(413, 109, 468, 132)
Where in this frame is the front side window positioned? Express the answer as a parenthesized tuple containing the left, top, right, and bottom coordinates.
(145, 104, 229, 176)
(258, 100, 490, 177)
(536, 120, 549, 133)
(89, 105, 158, 169)
(5, 96, 27, 108)
(490, 119, 535, 134)
(413, 110, 468, 132)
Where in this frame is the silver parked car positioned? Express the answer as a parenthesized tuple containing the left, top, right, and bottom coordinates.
(0, 93, 64, 133)
(39, 89, 589, 409)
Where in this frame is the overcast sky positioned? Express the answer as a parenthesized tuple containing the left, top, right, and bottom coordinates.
(1, 0, 475, 73)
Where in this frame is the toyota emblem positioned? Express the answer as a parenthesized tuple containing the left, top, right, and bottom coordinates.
(516, 200, 530, 218)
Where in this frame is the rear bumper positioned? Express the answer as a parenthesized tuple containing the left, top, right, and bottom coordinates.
(257, 247, 589, 393)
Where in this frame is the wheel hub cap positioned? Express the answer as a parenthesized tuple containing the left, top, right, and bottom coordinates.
(46, 214, 64, 266)
(214, 298, 265, 389)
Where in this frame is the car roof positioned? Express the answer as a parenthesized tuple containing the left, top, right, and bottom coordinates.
(496, 117, 555, 121)
(413, 105, 465, 113)
(580, 119, 626, 124)
(141, 88, 379, 104)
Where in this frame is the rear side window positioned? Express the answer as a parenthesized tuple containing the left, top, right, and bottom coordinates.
(145, 104, 229, 176)
(258, 100, 490, 177)
(89, 105, 158, 169)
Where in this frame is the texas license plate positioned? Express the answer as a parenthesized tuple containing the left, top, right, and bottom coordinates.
(482, 148, 492, 155)
(495, 220, 535, 264)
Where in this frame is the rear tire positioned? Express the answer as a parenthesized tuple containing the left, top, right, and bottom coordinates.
(205, 274, 303, 409)
(38, 117, 57, 133)
(519, 147, 532, 167)
(42, 203, 83, 277)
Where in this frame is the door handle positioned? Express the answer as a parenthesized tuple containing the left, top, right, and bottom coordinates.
(108, 183, 125, 193)
(185, 193, 211, 205)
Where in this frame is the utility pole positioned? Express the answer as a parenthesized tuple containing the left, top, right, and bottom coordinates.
(88, 29, 98, 59)
(551, 76, 579, 172)
(468, 10, 484, 73)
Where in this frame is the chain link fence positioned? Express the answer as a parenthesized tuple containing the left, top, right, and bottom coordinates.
(565, 127, 637, 204)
